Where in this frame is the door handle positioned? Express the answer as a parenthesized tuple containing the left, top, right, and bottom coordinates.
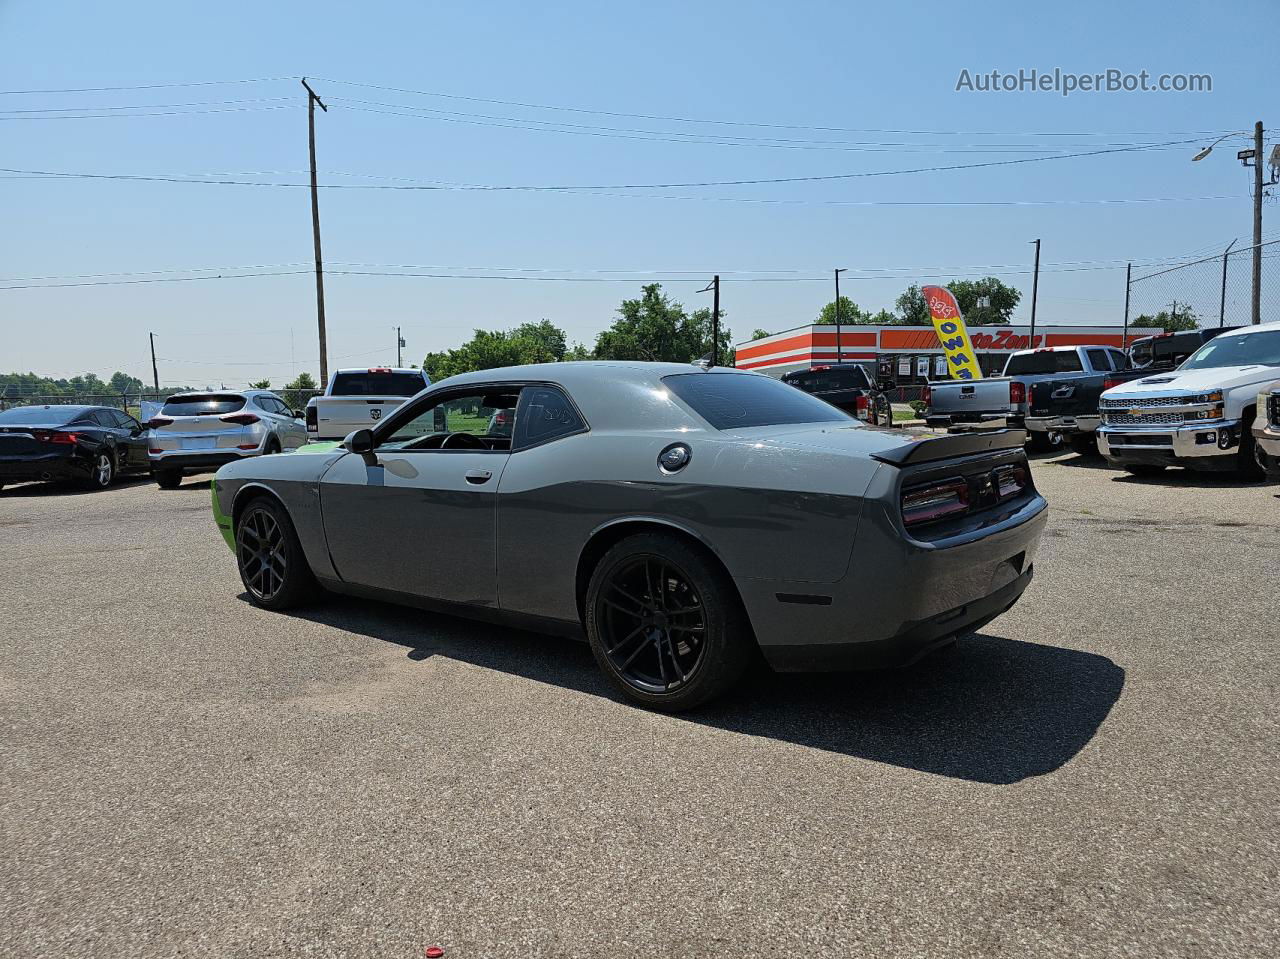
(464, 469, 492, 485)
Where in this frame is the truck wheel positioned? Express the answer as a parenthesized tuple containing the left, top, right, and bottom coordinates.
(154, 469, 182, 489)
(1236, 416, 1263, 480)
(1124, 465, 1166, 476)
(1029, 431, 1064, 453)
(1069, 434, 1099, 456)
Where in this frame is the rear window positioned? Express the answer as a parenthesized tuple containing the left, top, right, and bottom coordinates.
(0, 405, 83, 425)
(1003, 351, 1084, 375)
(663, 372, 851, 430)
(784, 366, 871, 393)
(330, 371, 426, 397)
(161, 394, 246, 416)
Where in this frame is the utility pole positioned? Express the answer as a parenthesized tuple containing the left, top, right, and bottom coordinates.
(302, 78, 330, 381)
(1029, 239, 1041, 344)
(149, 332, 159, 392)
(1122, 263, 1131, 347)
(834, 268, 847, 364)
(1220, 239, 1237, 327)
(697, 276, 721, 367)
(396, 326, 403, 367)
(1251, 120, 1264, 325)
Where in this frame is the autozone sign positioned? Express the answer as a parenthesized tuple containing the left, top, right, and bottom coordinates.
(969, 330, 1047, 350)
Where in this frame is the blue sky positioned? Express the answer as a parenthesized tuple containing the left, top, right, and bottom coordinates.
(1, 0, 1273, 386)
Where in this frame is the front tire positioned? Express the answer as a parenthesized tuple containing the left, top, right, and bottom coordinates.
(1236, 415, 1264, 481)
(154, 469, 182, 489)
(235, 497, 317, 610)
(584, 533, 752, 712)
(1070, 433, 1099, 456)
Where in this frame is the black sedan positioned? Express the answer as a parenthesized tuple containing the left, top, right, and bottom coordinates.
(0, 405, 151, 492)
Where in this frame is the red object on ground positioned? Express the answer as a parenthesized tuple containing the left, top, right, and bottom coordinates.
(425, 948, 445, 958)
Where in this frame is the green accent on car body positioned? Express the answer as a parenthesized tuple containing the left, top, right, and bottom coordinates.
(296, 440, 343, 454)
(211, 482, 235, 553)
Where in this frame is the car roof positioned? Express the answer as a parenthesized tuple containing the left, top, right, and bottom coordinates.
(1215, 319, 1280, 338)
(435, 360, 743, 388)
(332, 367, 424, 375)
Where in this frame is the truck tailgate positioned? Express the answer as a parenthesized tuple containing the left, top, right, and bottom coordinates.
(928, 378, 1012, 416)
(1029, 378, 1103, 419)
(312, 396, 407, 434)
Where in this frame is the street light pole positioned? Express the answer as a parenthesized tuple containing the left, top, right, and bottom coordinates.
(834, 268, 847, 364)
(1251, 121, 1264, 325)
(1029, 239, 1041, 344)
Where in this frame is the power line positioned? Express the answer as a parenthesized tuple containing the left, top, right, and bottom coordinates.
(0, 97, 294, 114)
(0, 77, 297, 95)
(0, 105, 300, 121)
(0, 139, 1207, 193)
(0, 270, 310, 291)
(313, 77, 1231, 139)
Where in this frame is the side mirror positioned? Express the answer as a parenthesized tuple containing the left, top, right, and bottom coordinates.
(343, 428, 376, 456)
(293, 409, 305, 420)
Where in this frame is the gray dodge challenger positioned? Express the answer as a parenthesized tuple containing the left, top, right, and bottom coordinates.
(211, 362, 1047, 710)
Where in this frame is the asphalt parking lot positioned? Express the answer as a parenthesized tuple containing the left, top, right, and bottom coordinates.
(2, 453, 1277, 959)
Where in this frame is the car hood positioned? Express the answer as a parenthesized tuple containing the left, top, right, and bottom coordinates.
(1102, 365, 1280, 398)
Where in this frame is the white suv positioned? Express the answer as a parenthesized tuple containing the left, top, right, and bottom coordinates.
(147, 390, 307, 489)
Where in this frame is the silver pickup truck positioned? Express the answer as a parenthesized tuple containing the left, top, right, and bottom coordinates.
(924, 345, 1126, 451)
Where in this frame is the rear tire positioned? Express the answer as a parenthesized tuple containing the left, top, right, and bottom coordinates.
(83, 451, 114, 490)
(235, 497, 318, 610)
(584, 532, 752, 712)
(154, 469, 182, 490)
(1029, 431, 1064, 453)
(1236, 415, 1264, 481)
(1124, 464, 1167, 476)
(263, 437, 281, 455)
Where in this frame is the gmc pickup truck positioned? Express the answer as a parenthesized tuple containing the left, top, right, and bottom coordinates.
(305, 367, 431, 441)
(1254, 384, 1280, 480)
(925, 345, 1124, 451)
(1026, 328, 1240, 454)
(1097, 321, 1280, 478)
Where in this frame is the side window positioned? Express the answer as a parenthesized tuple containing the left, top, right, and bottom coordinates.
(269, 398, 290, 416)
(513, 386, 586, 449)
(1109, 349, 1129, 370)
(91, 410, 116, 428)
(379, 389, 521, 452)
(1086, 349, 1112, 372)
(253, 396, 274, 413)
(111, 410, 138, 430)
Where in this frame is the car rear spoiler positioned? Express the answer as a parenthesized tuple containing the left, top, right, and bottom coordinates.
(871, 428, 1026, 466)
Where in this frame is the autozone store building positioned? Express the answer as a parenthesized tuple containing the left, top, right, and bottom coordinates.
(734, 324, 1135, 384)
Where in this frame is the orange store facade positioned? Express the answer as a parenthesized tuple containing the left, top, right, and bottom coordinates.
(734, 324, 1139, 384)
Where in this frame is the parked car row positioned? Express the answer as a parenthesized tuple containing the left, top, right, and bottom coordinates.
(920, 321, 1280, 480)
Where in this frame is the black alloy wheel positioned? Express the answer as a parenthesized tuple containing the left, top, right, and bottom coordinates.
(585, 533, 752, 711)
(234, 498, 317, 609)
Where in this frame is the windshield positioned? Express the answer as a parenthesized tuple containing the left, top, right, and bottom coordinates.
(161, 394, 245, 416)
(331, 371, 426, 397)
(1003, 351, 1084, 375)
(1180, 330, 1280, 371)
(0, 405, 84, 425)
(663, 372, 851, 430)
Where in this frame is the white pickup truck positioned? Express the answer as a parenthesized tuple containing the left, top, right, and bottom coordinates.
(1097, 321, 1280, 478)
(305, 367, 431, 441)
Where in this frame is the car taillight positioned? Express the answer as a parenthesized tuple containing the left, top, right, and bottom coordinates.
(1102, 377, 1122, 391)
(33, 430, 79, 444)
(146, 416, 174, 428)
(921, 384, 932, 407)
(1009, 382, 1026, 405)
(901, 478, 970, 528)
(220, 412, 260, 425)
(855, 394, 870, 420)
(305, 406, 317, 431)
(995, 465, 1028, 500)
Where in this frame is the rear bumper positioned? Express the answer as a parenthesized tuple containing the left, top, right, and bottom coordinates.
(748, 488, 1048, 672)
(925, 413, 1023, 430)
(0, 453, 87, 482)
(1025, 414, 1100, 435)
(149, 450, 258, 473)
(1254, 423, 1280, 476)
(1098, 419, 1242, 470)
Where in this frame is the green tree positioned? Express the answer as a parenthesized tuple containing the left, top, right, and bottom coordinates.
(248, 378, 272, 390)
(750, 328, 773, 341)
(422, 320, 576, 380)
(945, 277, 1021, 325)
(565, 342, 593, 361)
(866, 309, 898, 326)
(1132, 307, 1199, 332)
(109, 371, 145, 394)
(895, 285, 932, 325)
(281, 372, 318, 411)
(593, 284, 732, 364)
(816, 296, 870, 325)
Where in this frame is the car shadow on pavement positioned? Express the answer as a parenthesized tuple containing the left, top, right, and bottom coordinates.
(267, 594, 1124, 786)
(0, 474, 153, 497)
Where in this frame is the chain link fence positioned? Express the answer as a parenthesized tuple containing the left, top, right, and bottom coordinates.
(1127, 239, 1279, 331)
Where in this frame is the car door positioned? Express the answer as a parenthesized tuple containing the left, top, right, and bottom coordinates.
(273, 397, 308, 448)
(109, 410, 148, 469)
(318, 385, 519, 608)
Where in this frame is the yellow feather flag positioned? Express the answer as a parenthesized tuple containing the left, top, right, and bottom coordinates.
(922, 285, 983, 380)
